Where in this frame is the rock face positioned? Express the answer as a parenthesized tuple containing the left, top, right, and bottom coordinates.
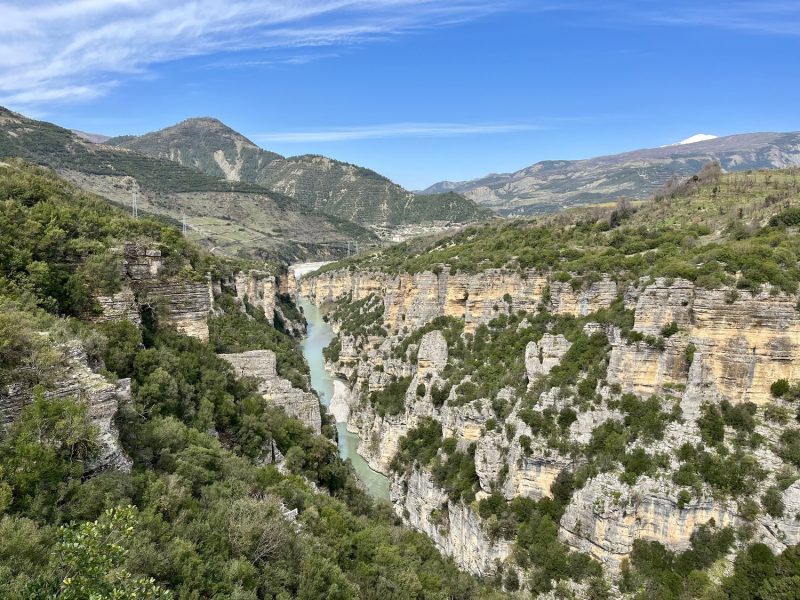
(608, 278, 800, 407)
(94, 244, 283, 341)
(309, 267, 800, 580)
(220, 350, 321, 433)
(417, 330, 448, 377)
(560, 473, 800, 570)
(0, 341, 131, 472)
(391, 468, 511, 576)
(300, 267, 617, 334)
(525, 334, 571, 380)
(92, 243, 213, 340)
(234, 270, 276, 324)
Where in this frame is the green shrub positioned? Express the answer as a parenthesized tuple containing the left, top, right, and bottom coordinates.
(771, 378, 791, 398)
(660, 321, 679, 337)
(369, 376, 412, 417)
(762, 486, 785, 518)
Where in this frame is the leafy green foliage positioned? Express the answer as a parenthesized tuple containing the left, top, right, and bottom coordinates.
(390, 417, 443, 472)
(477, 483, 601, 593)
(369, 376, 412, 417)
(0, 161, 227, 316)
(323, 169, 800, 294)
(620, 525, 734, 598)
(390, 419, 478, 503)
(327, 292, 387, 339)
(0, 392, 98, 518)
(672, 442, 766, 496)
(53, 506, 171, 599)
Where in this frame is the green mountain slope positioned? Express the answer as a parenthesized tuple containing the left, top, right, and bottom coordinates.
(107, 118, 492, 227)
(0, 107, 376, 262)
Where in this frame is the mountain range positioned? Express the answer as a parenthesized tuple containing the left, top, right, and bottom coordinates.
(0, 107, 383, 262)
(0, 108, 494, 262)
(422, 131, 800, 215)
(106, 118, 492, 228)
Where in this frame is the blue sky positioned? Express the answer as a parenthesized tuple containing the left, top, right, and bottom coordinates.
(2, 1, 799, 189)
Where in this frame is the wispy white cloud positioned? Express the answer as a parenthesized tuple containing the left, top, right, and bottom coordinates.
(254, 121, 543, 143)
(0, 0, 507, 108)
(616, 1, 800, 36)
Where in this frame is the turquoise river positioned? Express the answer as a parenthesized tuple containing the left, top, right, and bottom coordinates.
(299, 297, 390, 499)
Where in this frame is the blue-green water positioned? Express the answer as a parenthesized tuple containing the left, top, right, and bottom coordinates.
(299, 298, 390, 500)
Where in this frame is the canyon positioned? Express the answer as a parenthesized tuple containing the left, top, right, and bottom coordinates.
(297, 263, 800, 581)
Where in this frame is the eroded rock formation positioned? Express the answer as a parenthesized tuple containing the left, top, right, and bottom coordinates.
(220, 350, 321, 433)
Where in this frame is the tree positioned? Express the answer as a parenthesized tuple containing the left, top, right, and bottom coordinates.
(53, 505, 171, 599)
(297, 555, 357, 600)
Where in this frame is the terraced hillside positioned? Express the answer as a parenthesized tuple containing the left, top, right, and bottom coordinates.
(0, 107, 376, 262)
(107, 117, 493, 228)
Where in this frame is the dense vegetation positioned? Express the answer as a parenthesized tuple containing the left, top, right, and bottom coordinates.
(209, 292, 309, 391)
(0, 160, 230, 317)
(314, 165, 800, 598)
(0, 163, 501, 599)
(326, 292, 387, 339)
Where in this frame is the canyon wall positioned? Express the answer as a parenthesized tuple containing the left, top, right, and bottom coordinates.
(299, 267, 617, 334)
(220, 350, 321, 433)
(94, 244, 281, 340)
(305, 266, 800, 575)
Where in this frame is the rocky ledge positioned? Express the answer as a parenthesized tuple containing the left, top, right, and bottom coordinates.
(220, 350, 321, 433)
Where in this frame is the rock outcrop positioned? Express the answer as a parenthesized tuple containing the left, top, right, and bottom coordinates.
(525, 334, 571, 380)
(391, 468, 512, 576)
(234, 270, 276, 324)
(307, 267, 800, 580)
(220, 350, 321, 433)
(92, 243, 213, 340)
(0, 340, 131, 472)
(608, 278, 800, 407)
(94, 245, 285, 341)
(300, 267, 617, 334)
(560, 472, 800, 570)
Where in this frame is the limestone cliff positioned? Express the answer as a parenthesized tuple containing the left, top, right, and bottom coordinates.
(94, 244, 284, 341)
(0, 340, 131, 472)
(220, 350, 321, 433)
(391, 467, 512, 576)
(300, 267, 617, 334)
(305, 266, 800, 580)
(93, 243, 213, 340)
(608, 277, 800, 410)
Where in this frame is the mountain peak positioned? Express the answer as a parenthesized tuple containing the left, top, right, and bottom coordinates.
(677, 133, 718, 145)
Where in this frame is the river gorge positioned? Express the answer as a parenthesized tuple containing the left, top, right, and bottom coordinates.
(293, 263, 390, 500)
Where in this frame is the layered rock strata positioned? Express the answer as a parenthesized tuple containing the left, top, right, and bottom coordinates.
(300, 267, 617, 334)
(220, 350, 321, 433)
(309, 268, 800, 576)
(0, 341, 131, 472)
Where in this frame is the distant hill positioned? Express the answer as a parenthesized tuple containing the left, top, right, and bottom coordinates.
(0, 107, 376, 262)
(71, 130, 111, 144)
(107, 118, 492, 227)
(421, 131, 800, 215)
